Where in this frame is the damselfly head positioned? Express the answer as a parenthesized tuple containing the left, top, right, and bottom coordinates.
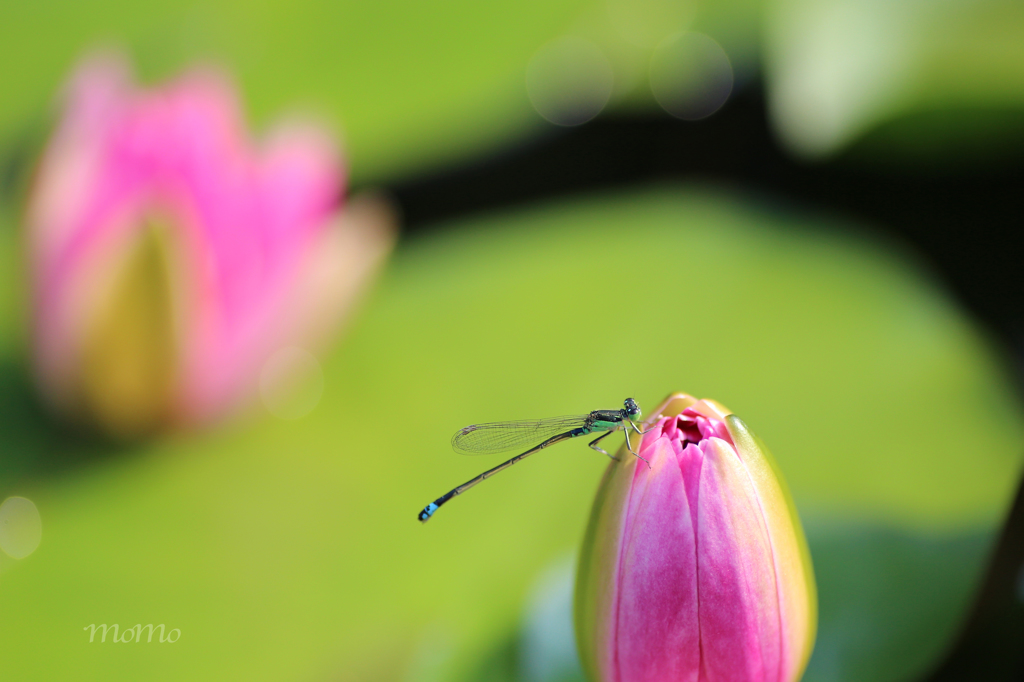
(623, 398, 641, 419)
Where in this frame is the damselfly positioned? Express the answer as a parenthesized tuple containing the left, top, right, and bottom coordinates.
(418, 398, 648, 523)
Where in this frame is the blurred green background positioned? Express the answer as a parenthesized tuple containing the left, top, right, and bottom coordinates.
(1, 1, 1023, 681)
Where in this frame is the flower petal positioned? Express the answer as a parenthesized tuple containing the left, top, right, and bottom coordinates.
(576, 437, 642, 682)
(642, 392, 699, 428)
(697, 436, 781, 682)
(725, 415, 817, 682)
(616, 435, 700, 682)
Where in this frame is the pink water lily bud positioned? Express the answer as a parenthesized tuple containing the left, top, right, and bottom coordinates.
(575, 393, 817, 682)
(25, 53, 394, 436)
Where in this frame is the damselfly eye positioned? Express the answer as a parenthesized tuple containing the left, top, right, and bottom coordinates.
(624, 399, 641, 419)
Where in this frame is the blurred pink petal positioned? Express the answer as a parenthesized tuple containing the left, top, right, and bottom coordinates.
(26, 52, 394, 435)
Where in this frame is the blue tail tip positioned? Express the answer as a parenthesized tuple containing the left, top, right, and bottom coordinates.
(418, 502, 438, 523)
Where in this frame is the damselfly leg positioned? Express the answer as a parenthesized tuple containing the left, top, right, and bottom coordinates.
(623, 425, 651, 468)
(588, 430, 618, 460)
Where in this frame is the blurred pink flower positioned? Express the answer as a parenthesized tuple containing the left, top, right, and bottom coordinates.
(575, 393, 817, 682)
(26, 53, 394, 435)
